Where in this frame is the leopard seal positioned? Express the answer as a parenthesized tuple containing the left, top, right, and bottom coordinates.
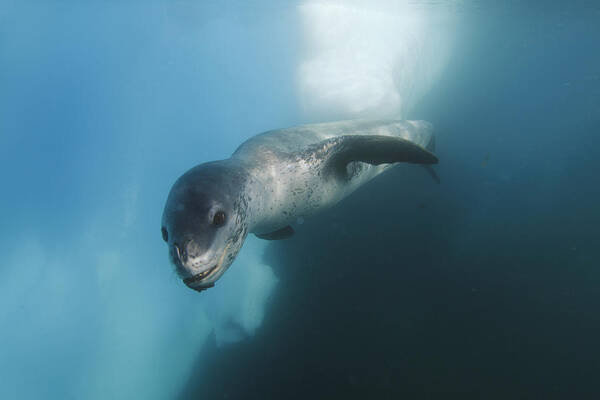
(161, 119, 438, 292)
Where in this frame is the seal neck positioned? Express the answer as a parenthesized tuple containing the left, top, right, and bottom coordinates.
(240, 158, 291, 234)
(242, 162, 270, 231)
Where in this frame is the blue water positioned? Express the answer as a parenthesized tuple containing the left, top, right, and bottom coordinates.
(1, 1, 599, 399)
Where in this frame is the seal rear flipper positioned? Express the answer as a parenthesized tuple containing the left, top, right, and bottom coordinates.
(318, 135, 438, 179)
(255, 225, 294, 240)
(422, 135, 440, 183)
(422, 165, 441, 184)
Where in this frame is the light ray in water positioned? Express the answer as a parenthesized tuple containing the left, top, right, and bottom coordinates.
(297, 0, 457, 120)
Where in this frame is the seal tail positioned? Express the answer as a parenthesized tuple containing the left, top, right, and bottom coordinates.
(421, 134, 442, 184)
(422, 165, 441, 184)
(422, 134, 440, 184)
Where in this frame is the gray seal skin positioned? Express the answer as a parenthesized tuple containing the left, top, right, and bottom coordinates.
(161, 119, 438, 292)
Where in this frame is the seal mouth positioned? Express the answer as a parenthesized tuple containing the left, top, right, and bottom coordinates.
(182, 242, 231, 293)
(183, 265, 218, 288)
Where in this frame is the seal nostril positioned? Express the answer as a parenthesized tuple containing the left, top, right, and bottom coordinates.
(173, 242, 189, 263)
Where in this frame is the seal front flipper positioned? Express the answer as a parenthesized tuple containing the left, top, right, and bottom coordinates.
(315, 135, 438, 179)
(255, 225, 295, 240)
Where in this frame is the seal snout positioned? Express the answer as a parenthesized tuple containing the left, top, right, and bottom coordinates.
(170, 240, 200, 280)
(169, 238, 220, 292)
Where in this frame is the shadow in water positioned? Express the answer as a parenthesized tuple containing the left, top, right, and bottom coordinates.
(179, 163, 600, 400)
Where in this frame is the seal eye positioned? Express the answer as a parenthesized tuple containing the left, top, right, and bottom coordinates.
(161, 227, 168, 242)
(213, 211, 226, 226)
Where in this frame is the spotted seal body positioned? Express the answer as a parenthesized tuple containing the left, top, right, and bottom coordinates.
(161, 119, 438, 292)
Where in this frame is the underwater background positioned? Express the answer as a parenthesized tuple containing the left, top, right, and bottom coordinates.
(1, 1, 599, 399)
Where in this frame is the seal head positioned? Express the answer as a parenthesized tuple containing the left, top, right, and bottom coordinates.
(161, 161, 249, 292)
